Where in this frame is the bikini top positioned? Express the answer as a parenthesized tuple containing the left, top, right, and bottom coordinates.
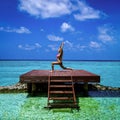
(57, 54, 60, 58)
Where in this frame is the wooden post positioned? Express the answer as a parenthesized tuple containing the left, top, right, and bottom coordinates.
(27, 83, 37, 95)
(84, 82, 88, 96)
(32, 83, 36, 93)
(27, 83, 32, 93)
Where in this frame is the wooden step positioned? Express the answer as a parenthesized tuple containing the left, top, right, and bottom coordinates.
(49, 97, 73, 100)
(48, 103, 78, 108)
(48, 74, 77, 109)
(50, 85, 72, 88)
(50, 91, 73, 94)
(50, 80, 72, 82)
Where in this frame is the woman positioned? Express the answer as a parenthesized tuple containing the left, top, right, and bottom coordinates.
(51, 42, 72, 71)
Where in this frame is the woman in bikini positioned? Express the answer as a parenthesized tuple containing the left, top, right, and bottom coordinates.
(51, 42, 72, 71)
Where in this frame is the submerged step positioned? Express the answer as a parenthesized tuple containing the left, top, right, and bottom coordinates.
(49, 97, 74, 100)
(48, 103, 78, 108)
(50, 91, 73, 94)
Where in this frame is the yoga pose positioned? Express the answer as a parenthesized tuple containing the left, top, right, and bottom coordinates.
(51, 42, 72, 71)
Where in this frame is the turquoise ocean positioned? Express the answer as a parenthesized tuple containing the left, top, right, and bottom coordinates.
(0, 60, 120, 87)
(0, 61, 120, 119)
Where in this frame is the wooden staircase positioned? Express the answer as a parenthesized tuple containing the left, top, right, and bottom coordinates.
(47, 71, 78, 108)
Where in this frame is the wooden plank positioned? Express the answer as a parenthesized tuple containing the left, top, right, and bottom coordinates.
(49, 97, 73, 100)
(50, 80, 72, 82)
(47, 103, 78, 108)
(50, 91, 73, 94)
(50, 85, 72, 88)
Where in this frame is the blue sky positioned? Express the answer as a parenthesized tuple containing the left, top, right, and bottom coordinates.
(0, 0, 120, 60)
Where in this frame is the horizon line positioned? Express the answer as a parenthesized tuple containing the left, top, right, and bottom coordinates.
(0, 59, 120, 61)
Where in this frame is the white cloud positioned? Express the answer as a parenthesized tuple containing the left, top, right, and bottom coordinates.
(47, 40, 87, 52)
(64, 40, 73, 48)
(18, 43, 41, 50)
(48, 44, 58, 51)
(64, 41, 87, 51)
(35, 43, 42, 48)
(76, 44, 86, 51)
(40, 29, 44, 32)
(74, 1, 103, 21)
(15, 27, 31, 34)
(47, 34, 63, 41)
(18, 0, 105, 20)
(61, 22, 74, 32)
(19, 0, 73, 18)
(0, 26, 31, 34)
(48, 41, 73, 51)
(89, 41, 101, 48)
(98, 25, 114, 43)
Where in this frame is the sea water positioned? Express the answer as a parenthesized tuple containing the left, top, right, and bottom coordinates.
(0, 60, 120, 87)
(0, 61, 120, 119)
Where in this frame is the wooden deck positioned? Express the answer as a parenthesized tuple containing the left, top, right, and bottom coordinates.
(20, 70, 100, 83)
(20, 70, 100, 94)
